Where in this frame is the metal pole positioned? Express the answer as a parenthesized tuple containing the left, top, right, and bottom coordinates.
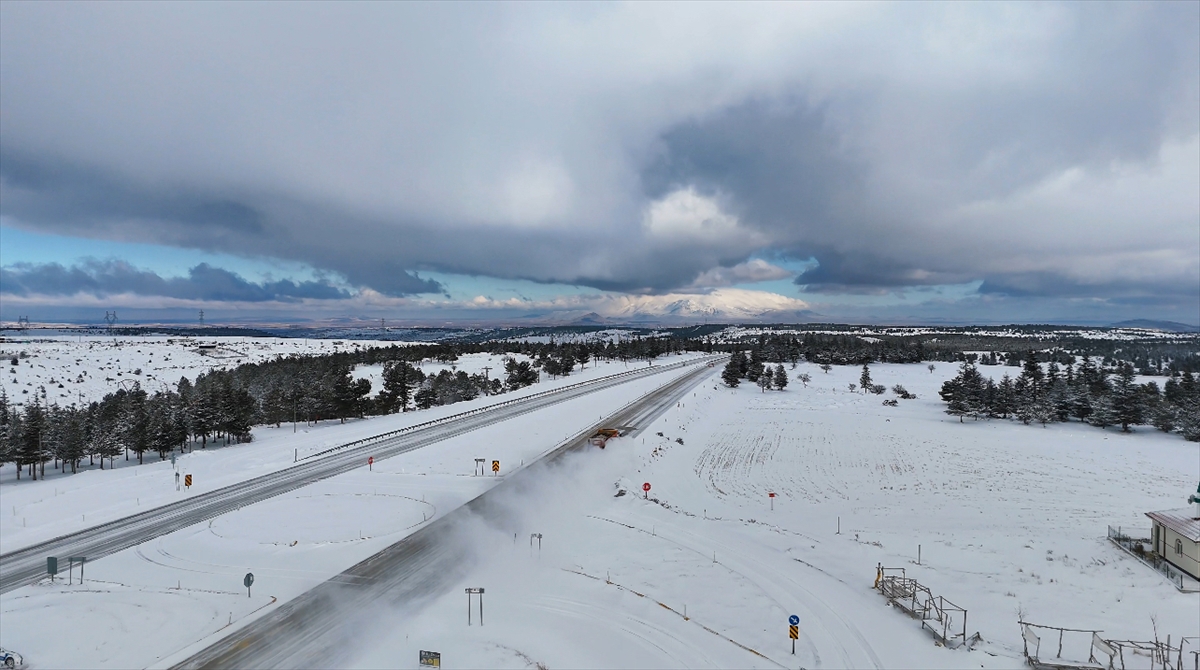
(480, 593, 484, 626)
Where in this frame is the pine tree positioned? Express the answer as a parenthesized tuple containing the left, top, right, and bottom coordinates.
(414, 384, 438, 410)
(1111, 363, 1144, 432)
(859, 365, 873, 393)
(721, 359, 741, 388)
(773, 364, 788, 390)
(1087, 395, 1117, 429)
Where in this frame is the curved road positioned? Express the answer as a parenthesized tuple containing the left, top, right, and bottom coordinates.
(0, 356, 720, 594)
(172, 359, 720, 669)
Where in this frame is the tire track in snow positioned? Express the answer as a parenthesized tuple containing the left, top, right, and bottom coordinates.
(615, 510, 884, 669)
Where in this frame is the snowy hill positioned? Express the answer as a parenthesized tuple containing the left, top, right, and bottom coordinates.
(521, 289, 817, 325)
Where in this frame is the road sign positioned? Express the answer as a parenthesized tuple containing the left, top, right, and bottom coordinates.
(184, 474, 192, 489)
(642, 482, 651, 499)
(789, 625, 799, 639)
(244, 572, 254, 597)
(789, 614, 799, 625)
(419, 650, 441, 668)
(47, 557, 57, 577)
(368, 456, 374, 471)
(492, 460, 500, 475)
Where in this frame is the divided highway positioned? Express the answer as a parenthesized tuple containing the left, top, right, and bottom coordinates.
(0, 356, 720, 594)
(173, 357, 720, 669)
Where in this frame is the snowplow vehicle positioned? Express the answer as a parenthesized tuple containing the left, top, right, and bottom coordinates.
(589, 428, 621, 448)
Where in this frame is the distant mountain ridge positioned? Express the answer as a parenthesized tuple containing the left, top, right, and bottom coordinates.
(1110, 319, 1199, 333)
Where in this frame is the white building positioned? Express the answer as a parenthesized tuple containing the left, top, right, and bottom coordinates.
(1146, 483, 1200, 581)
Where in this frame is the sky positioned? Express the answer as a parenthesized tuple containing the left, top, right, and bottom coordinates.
(1, 2, 1198, 327)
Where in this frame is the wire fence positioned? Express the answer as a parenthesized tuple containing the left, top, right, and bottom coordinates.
(1108, 526, 1200, 593)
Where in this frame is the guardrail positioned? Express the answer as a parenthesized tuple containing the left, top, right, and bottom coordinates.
(297, 356, 714, 462)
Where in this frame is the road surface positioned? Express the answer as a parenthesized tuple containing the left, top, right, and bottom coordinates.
(171, 359, 719, 669)
(0, 356, 719, 594)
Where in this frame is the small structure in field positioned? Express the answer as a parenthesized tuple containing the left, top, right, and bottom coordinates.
(1147, 483, 1200, 581)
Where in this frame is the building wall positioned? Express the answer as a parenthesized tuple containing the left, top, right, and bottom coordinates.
(1154, 521, 1200, 580)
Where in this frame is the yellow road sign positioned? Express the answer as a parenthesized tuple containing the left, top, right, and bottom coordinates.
(789, 625, 799, 639)
(492, 460, 500, 472)
(184, 474, 192, 487)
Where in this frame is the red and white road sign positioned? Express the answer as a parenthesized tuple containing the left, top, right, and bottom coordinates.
(368, 456, 374, 466)
(768, 492, 776, 498)
(642, 482, 651, 492)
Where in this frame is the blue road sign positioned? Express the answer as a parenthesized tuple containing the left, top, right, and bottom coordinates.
(789, 614, 800, 626)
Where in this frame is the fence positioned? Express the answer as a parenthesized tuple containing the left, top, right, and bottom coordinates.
(1108, 526, 1200, 593)
(875, 565, 978, 649)
(1020, 621, 1196, 670)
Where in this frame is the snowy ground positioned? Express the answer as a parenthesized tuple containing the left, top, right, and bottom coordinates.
(0, 333, 418, 409)
(0, 359, 706, 669)
(2, 359, 1196, 669)
(346, 362, 1198, 669)
(0, 351, 697, 551)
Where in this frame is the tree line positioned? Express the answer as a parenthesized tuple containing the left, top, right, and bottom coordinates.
(0, 336, 698, 480)
(938, 353, 1200, 441)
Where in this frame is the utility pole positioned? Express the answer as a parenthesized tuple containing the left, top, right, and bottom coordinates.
(104, 311, 117, 333)
(198, 310, 204, 326)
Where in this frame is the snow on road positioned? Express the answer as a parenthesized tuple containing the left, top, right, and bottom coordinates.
(348, 362, 1197, 669)
(3, 357, 1196, 669)
(0, 351, 695, 552)
(0, 359, 704, 669)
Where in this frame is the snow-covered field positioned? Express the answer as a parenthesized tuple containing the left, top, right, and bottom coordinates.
(0, 351, 696, 551)
(346, 362, 1198, 669)
(0, 333, 414, 408)
(2, 356, 1196, 669)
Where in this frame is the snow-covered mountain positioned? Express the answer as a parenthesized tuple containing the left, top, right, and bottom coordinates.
(516, 289, 817, 325)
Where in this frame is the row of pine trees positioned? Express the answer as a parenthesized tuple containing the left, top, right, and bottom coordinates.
(0, 336, 692, 480)
(938, 353, 1200, 440)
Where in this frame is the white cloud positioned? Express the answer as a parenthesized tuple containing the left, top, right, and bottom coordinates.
(687, 259, 794, 289)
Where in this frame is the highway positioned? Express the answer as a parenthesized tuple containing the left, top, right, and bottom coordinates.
(0, 356, 720, 594)
(171, 358, 720, 669)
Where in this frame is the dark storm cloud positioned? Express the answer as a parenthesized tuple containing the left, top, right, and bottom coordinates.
(0, 2, 1196, 314)
(1, 150, 265, 235)
(0, 260, 352, 302)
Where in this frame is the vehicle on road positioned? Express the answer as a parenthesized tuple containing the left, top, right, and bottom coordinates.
(589, 428, 621, 448)
(0, 648, 24, 668)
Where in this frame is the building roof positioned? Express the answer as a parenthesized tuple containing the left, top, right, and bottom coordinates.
(1146, 508, 1200, 543)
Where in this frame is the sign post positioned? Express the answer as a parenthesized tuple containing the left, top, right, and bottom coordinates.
(368, 456, 374, 472)
(184, 474, 192, 489)
(47, 557, 57, 583)
(465, 587, 485, 625)
(491, 460, 500, 476)
(769, 492, 776, 510)
(642, 482, 651, 499)
(474, 458, 485, 476)
(244, 572, 254, 598)
(789, 615, 800, 654)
